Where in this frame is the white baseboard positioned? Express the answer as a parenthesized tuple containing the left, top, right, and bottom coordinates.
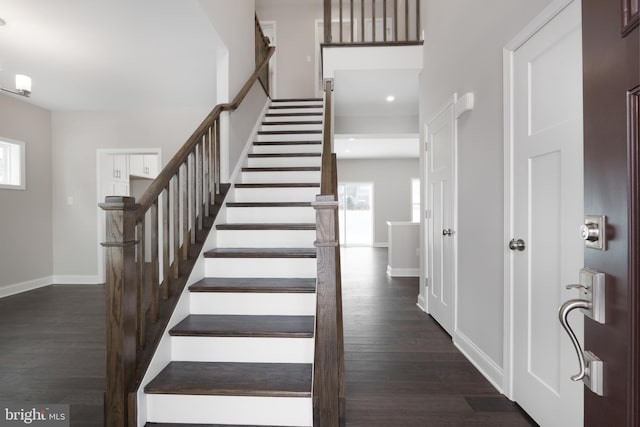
(454, 329, 504, 394)
(53, 275, 103, 285)
(386, 266, 419, 277)
(373, 242, 389, 248)
(0, 276, 53, 298)
(416, 294, 427, 312)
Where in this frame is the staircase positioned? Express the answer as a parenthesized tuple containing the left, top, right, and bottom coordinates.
(142, 98, 324, 426)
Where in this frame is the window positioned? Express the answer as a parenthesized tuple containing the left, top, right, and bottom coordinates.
(411, 178, 420, 222)
(0, 138, 26, 190)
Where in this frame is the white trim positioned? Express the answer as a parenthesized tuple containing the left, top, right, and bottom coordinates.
(260, 20, 277, 99)
(372, 242, 388, 248)
(454, 330, 504, 394)
(0, 136, 26, 190)
(386, 266, 419, 277)
(52, 275, 102, 285)
(454, 93, 474, 119)
(0, 276, 53, 298)
(416, 294, 427, 312)
(502, 0, 577, 400)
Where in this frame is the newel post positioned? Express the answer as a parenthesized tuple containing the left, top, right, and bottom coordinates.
(100, 196, 139, 427)
(312, 194, 341, 425)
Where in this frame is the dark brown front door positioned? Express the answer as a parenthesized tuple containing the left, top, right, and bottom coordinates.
(582, 1, 639, 425)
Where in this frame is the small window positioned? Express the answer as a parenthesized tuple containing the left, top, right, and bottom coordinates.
(0, 138, 26, 190)
(411, 178, 420, 222)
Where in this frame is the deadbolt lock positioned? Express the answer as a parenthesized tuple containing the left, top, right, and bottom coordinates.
(581, 215, 607, 251)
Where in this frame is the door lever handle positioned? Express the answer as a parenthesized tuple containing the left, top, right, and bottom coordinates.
(558, 298, 591, 381)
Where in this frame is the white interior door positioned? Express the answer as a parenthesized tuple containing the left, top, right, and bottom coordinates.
(426, 98, 456, 336)
(509, 2, 583, 425)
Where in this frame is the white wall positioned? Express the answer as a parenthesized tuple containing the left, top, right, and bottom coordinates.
(335, 115, 418, 134)
(0, 94, 53, 295)
(256, 0, 323, 98)
(51, 107, 211, 281)
(419, 0, 553, 385)
(338, 158, 418, 246)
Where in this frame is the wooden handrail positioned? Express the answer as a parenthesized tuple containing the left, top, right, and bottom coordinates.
(324, 0, 422, 44)
(313, 78, 345, 426)
(100, 20, 274, 427)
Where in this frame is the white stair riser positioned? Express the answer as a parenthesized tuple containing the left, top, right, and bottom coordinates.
(271, 100, 322, 107)
(268, 107, 323, 115)
(190, 292, 316, 315)
(252, 144, 321, 154)
(247, 156, 321, 168)
(264, 115, 323, 123)
(241, 171, 320, 184)
(226, 207, 315, 223)
(217, 229, 316, 248)
(233, 187, 319, 202)
(256, 133, 321, 142)
(171, 337, 314, 363)
(205, 257, 317, 278)
(146, 395, 312, 426)
(260, 124, 323, 132)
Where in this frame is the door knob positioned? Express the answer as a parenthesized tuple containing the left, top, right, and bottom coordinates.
(508, 238, 525, 251)
(580, 223, 599, 242)
(442, 229, 453, 236)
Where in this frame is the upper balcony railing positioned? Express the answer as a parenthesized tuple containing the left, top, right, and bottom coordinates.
(323, 0, 421, 45)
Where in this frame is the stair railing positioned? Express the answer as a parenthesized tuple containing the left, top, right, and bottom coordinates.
(312, 78, 346, 426)
(323, 0, 421, 44)
(100, 41, 274, 427)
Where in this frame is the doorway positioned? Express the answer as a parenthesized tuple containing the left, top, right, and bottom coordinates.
(260, 20, 277, 99)
(337, 182, 373, 246)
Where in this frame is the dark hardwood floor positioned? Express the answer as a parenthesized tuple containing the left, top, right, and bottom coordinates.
(341, 247, 536, 426)
(0, 284, 105, 427)
(0, 248, 535, 426)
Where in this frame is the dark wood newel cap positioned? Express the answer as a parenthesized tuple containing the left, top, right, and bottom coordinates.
(99, 196, 139, 211)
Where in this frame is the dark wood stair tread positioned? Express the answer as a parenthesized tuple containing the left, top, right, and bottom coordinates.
(234, 183, 319, 188)
(145, 423, 302, 427)
(253, 141, 321, 146)
(262, 121, 322, 126)
(189, 277, 316, 293)
(265, 112, 322, 117)
(258, 130, 321, 135)
(226, 202, 312, 207)
(216, 223, 315, 230)
(170, 315, 314, 338)
(272, 98, 322, 102)
(204, 248, 317, 258)
(242, 166, 320, 172)
(248, 153, 321, 158)
(268, 105, 323, 110)
(144, 361, 312, 397)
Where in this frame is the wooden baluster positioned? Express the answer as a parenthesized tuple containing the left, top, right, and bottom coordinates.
(383, 0, 387, 42)
(189, 152, 196, 244)
(100, 196, 138, 427)
(324, 0, 332, 43)
(339, 0, 343, 43)
(172, 174, 180, 279)
(404, 0, 409, 41)
(181, 162, 190, 261)
(372, 0, 376, 42)
(361, 0, 365, 42)
(394, 0, 398, 42)
(196, 141, 203, 232)
(150, 200, 159, 321)
(203, 128, 211, 218)
(415, 0, 420, 41)
(350, 0, 354, 42)
(136, 220, 146, 349)
(214, 117, 221, 196)
(162, 186, 170, 299)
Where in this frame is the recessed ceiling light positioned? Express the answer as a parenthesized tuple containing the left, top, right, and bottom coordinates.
(386, 95, 395, 102)
(345, 149, 351, 153)
(348, 137, 355, 141)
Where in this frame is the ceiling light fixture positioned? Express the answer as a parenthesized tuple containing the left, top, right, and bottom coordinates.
(386, 95, 395, 102)
(1, 74, 32, 97)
